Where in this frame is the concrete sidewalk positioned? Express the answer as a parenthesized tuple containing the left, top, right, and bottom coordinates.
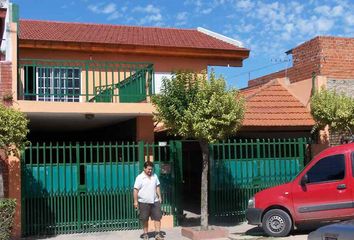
(23, 222, 309, 240)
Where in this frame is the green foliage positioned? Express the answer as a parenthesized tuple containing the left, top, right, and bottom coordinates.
(152, 71, 245, 142)
(0, 199, 16, 240)
(0, 104, 29, 154)
(311, 87, 354, 132)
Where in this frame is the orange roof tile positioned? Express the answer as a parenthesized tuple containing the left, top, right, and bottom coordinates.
(19, 19, 248, 52)
(241, 79, 315, 127)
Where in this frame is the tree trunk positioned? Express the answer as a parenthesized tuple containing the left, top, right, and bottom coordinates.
(199, 140, 209, 230)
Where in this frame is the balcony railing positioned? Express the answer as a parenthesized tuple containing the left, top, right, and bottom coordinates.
(18, 59, 155, 103)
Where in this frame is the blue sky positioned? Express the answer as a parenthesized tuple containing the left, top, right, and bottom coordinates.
(12, 0, 354, 88)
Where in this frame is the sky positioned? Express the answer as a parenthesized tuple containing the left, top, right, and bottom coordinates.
(12, 0, 354, 89)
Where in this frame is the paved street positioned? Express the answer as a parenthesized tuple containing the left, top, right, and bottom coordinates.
(23, 222, 309, 240)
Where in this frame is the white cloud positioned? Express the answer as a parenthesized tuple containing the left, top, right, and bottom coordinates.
(102, 3, 116, 14)
(290, 1, 304, 14)
(87, 2, 123, 21)
(132, 4, 163, 25)
(107, 12, 121, 20)
(235, 0, 254, 11)
(176, 12, 188, 26)
(314, 5, 343, 17)
(332, 5, 344, 16)
(345, 14, 354, 26)
(201, 8, 213, 14)
(238, 23, 255, 33)
(316, 17, 334, 32)
(133, 4, 160, 14)
(177, 12, 188, 21)
(88, 3, 116, 14)
(88, 4, 100, 13)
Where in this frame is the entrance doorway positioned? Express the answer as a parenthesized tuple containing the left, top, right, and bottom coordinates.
(181, 141, 203, 225)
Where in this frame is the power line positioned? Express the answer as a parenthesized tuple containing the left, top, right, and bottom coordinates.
(227, 60, 289, 81)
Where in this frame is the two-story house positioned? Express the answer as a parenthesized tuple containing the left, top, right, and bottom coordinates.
(1, 14, 250, 238)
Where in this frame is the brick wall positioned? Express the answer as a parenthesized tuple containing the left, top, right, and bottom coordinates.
(248, 36, 354, 87)
(0, 62, 13, 105)
(320, 37, 354, 79)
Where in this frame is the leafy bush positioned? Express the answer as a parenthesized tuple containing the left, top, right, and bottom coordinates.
(0, 199, 16, 240)
(311, 87, 354, 132)
(0, 103, 29, 156)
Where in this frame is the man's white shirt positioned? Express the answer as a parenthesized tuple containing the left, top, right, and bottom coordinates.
(134, 171, 160, 204)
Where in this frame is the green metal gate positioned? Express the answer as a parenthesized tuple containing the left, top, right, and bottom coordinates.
(21, 141, 182, 236)
(209, 138, 307, 222)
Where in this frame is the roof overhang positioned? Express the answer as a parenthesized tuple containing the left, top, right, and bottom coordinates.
(19, 39, 250, 67)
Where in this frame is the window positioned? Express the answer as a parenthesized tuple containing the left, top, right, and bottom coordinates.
(37, 67, 81, 102)
(154, 72, 172, 94)
(307, 154, 345, 184)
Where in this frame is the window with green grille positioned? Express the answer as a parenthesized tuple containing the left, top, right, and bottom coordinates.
(25, 67, 81, 102)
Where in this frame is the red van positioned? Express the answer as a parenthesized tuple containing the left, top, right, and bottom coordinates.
(246, 143, 354, 237)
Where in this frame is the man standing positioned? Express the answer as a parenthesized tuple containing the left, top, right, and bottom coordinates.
(134, 161, 164, 240)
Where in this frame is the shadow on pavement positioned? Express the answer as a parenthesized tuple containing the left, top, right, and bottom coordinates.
(139, 231, 166, 239)
(241, 226, 313, 238)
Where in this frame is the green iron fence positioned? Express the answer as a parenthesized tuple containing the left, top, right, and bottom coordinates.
(209, 138, 307, 222)
(18, 59, 154, 103)
(21, 141, 182, 236)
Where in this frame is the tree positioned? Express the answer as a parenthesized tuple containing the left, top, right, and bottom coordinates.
(0, 103, 29, 156)
(311, 87, 354, 137)
(152, 71, 245, 230)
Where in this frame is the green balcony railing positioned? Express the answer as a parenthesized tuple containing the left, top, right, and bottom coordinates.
(18, 59, 155, 103)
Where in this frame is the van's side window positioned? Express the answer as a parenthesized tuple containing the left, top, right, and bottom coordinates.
(307, 154, 345, 184)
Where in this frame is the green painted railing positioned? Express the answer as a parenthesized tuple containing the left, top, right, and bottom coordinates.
(209, 138, 307, 222)
(21, 141, 181, 236)
(18, 59, 155, 103)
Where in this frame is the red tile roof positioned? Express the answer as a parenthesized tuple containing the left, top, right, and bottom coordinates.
(155, 79, 314, 133)
(242, 79, 315, 127)
(19, 19, 247, 51)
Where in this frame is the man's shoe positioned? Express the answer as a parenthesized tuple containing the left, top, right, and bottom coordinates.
(143, 233, 149, 240)
(155, 233, 164, 240)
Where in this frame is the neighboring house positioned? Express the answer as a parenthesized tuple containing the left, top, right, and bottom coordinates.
(0, 13, 250, 238)
(155, 78, 315, 140)
(242, 36, 354, 146)
(238, 78, 315, 139)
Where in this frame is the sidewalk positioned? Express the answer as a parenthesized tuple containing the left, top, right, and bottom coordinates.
(23, 222, 309, 240)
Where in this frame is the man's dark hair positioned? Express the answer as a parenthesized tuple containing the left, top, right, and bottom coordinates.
(144, 161, 154, 168)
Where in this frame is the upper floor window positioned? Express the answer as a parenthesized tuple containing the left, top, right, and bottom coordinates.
(37, 67, 81, 102)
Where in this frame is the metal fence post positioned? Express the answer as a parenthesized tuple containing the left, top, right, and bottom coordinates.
(138, 141, 145, 171)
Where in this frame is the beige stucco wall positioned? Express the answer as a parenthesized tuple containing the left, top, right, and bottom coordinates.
(19, 48, 213, 72)
(280, 77, 312, 108)
(16, 100, 155, 115)
(278, 75, 328, 109)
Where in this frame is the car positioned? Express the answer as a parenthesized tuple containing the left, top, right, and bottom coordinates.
(308, 220, 354, 240)
(245, 142, 354, 237)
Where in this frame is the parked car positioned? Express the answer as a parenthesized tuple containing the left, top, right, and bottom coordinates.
(308, 220, 354, 240)
(245, 143, 354, 237)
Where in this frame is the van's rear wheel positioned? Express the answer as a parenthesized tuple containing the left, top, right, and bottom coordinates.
(262, 209, 292, 237)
